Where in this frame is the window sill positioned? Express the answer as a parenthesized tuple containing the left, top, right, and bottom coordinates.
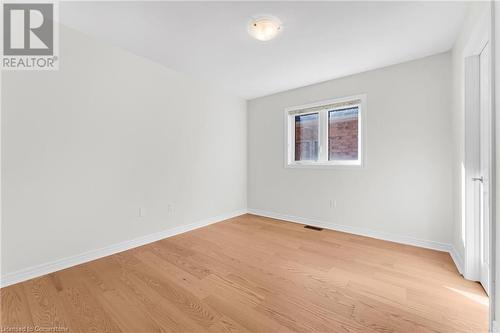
(285, 162, 365, 170)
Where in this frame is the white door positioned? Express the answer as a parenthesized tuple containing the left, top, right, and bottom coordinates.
(477, 41, 491, 295)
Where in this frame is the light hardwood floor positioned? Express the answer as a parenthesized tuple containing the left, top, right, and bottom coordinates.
(0, 214, 488, 332)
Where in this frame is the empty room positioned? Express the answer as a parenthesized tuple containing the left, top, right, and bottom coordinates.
(1, 1, 499, 332)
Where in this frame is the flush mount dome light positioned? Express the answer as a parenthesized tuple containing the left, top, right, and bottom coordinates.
(248, 16, 282, 41)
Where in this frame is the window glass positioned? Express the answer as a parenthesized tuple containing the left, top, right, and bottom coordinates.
(328, 107, 359, 161)
(295, 113, 319, 161)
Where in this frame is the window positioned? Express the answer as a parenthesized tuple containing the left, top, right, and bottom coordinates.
(285, 94, 365, 167)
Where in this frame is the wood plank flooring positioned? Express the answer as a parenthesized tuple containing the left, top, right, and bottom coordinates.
(0, 214, 488, 332)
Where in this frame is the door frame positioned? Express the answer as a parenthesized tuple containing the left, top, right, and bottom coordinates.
(463, 3, 495, 330)
(491, 2, 497, 330)
(464, 7, 492, 283)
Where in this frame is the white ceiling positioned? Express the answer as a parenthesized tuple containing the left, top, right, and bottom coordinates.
(60, 1, 467, 99)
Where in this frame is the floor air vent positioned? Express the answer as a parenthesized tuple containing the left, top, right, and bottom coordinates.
(304, 225, 323, 231)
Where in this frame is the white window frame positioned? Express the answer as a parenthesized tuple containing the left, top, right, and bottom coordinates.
(284, 94, 366, 169)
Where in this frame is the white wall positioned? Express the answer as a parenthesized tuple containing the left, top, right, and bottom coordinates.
(247, 53, 453, 245)
(1, 26, 247, 277)
(450, 0, 492, 270)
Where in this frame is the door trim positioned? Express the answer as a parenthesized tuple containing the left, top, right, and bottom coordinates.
(490, 1, 497, 330)
(463, 3, 495, 331)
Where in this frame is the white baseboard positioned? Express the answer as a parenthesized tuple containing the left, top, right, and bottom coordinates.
(248, 208, 453, 253)
(0, 209, 247, 288)
(449, 245, 465, 274)
(0, 208, 466, 288)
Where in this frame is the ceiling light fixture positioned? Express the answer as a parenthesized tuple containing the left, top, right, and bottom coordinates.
(248, 16, 282, 41)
